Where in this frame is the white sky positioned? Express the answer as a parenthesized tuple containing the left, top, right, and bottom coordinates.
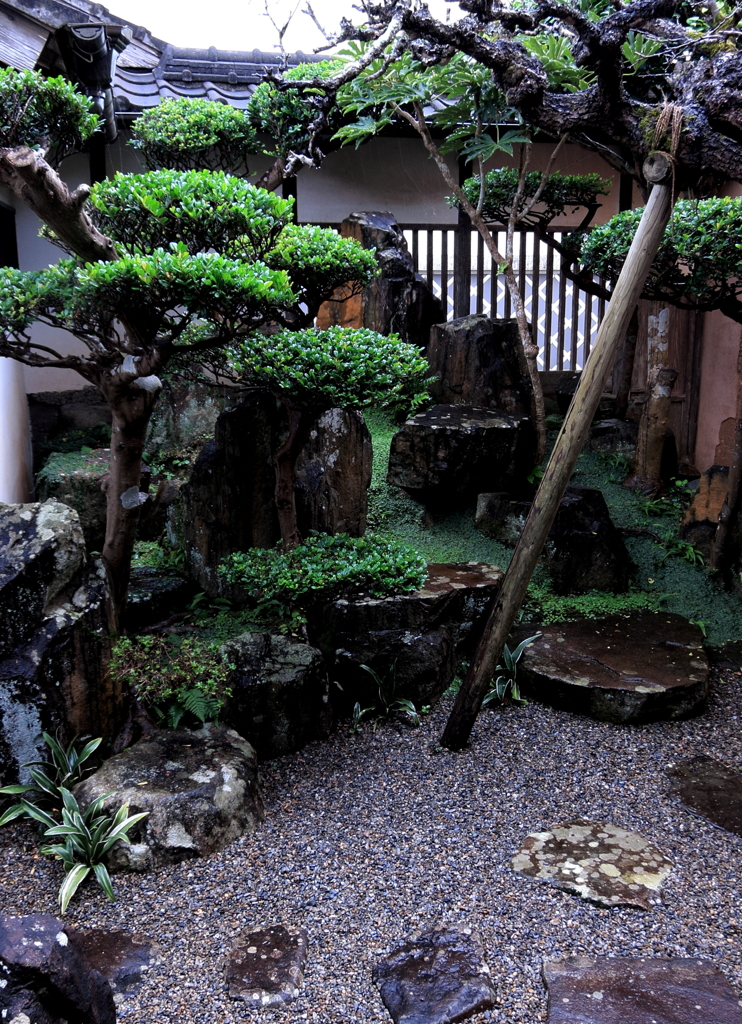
(106, 0, 457, 54)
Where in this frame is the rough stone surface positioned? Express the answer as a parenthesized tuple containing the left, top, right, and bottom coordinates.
(587, 417, 639, 457)
(476, 485, 631, 594)
(183, 395, 373, 595)
(226, 924, 308, 1007)
(427, 314, 534, 417)
(512, 820, 673, 909)
(516, 613, 709, 723)
(316, 211, 444, 348)
(73, 725, 264, 871)
(36, 447, 113, 553)
(543, 956, 742, 1024)
(372, 925, 496, 1024)
(556, 373, 616, 419)
(123, 566, 196, 632)
(144, 381, 240, 458)
(0, 502, 115, 784)
(387, 404, 533, 507)
(67, 928, 152, 995)
(295, 407, 373, 538)
(0, 914, 116, 1024)
(680, 465, 729, 559)
(667, 754, 742, 837)
(332, 625, 458, 715)
(220, 633, 333, 759)
(28, 386, 111, 475)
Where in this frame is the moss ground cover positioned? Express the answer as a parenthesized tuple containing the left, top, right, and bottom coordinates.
(365, 409, 742, 648)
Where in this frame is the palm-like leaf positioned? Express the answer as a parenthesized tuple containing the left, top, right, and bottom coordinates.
(58, 863, 91, 914)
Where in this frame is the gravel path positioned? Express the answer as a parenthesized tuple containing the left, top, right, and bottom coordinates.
(3, 666, 742, 1023)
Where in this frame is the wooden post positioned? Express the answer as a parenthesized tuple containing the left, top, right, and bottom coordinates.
(453, 157, 472, 319)
(441, 152, 675, 751)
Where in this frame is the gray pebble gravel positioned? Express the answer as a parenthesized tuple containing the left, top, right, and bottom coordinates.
(3, 666, 742, 1023)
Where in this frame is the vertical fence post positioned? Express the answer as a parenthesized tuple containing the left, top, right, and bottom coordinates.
(453, 158, 471, 319)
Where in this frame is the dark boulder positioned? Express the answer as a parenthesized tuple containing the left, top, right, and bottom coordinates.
(667, 755, 742, 838)
(679, 465, 728, 560)
(387, 404, 534, 508)
(74, 724, 264, 871)
(0, 914, 116, 1024)
(316, 211, 444, 348)
(182, 395, 373, 595)
(221, 632, 333, 759)
(476, 485, 630, 593)
(516, 613, 709, 723)
(0, 501, 115, 784)
(123, 566, 197, 632)
(427, 313, 533, 415)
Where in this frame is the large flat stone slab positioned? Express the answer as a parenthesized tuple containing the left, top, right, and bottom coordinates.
(387, 404, 533, 507)
(512, 820, 673, 909)
(372, 925, 496, 1024)
(226, 925, 308, 1007)
(667, 755, 742, 837)
(67, 929, 152, 996)
(543, 956, 742, 1023)
(516, 613, 709, 723)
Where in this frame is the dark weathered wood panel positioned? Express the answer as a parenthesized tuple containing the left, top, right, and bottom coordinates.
(0, 8, 48, 69)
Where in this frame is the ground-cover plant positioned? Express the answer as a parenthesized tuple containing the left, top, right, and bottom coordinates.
(221, 532, 428, 608)
(110, 634, 232, 728)
(0, 732, 101, 823)
(482, 633, 541, 707)
(358, 661, 423, 728)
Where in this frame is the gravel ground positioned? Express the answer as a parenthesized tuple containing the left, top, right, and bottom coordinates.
(3, 666, 742, 1023)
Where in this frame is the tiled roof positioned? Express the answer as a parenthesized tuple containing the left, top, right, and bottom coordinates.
(115, 47, 325, 115)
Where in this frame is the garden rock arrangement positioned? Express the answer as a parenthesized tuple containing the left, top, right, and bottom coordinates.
(316, 211, 443, 348)
(0, 500, 112, 783)
(667, 755, 742, 837)
(516, 613, 709, 722)
(476, 485, 630, 593)
(226, 924, 309, 1008)
(36, 447, 119, 553)
(372, 925, 496, 1024)
(308, 562, 503, 702)
(0, 913, 116, 1024)
(68, 928, 153, 998)
(182, 394, 373, 595)
(221, 632, 333, 759)
(512, 820, 674, 910)
(427, 314, 533, 417)
(387, 405, 533, 506)
(73, 725, 264, 871)
(543, 956, 742, 1024)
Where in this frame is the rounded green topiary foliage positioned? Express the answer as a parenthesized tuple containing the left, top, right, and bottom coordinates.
(248, 60, 344, 159)
(88, 169, 294, 257)
(229, 325, 431, 413)
(130, 97, 258, 173)
(221, 533, 428, 604)
(458, 169, 612, 225)
(576, 197, 742, 318)
(0, 68, 99, 157)
(263, 224, 380, 306)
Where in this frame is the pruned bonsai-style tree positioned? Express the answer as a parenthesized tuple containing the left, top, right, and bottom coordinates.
(0, 68, 379, 636)
(228, 324, 431, 549)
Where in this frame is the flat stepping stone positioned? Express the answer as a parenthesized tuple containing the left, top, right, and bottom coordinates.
(68, 928, 152, 996)
(512, 820, 673, 909)
(668, 754, 742, 837)
(372, 925, 495, 1024)
(516, 613, 708, 723)
(544, 956, 742, 1023)
(226, 924, 308, 1007)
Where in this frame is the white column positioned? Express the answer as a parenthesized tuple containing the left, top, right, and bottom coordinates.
(0, 357, 32, 503)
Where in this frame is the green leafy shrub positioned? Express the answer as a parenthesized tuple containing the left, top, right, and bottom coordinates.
(130, 97, 257, 173)
(265, 224, 380, 305)
(230, 326, 431, 413)
(0, 67, 98, 156)
(523, 581, 664, 624)
(248, 60, 344, 158)
(482, 634, 540, 706)
(0, 732, 101, 824)
(457, 169, 611, 225)
(110, 634, 232, 728)
(221, 533, 427, 606)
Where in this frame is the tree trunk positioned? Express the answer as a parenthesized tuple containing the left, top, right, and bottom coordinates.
(615, 306, 639, 419)
(711, 348, 742, 576)
(624, 305, 676, 492)
(440, 154, 675, 752)
(274, 404, 314, 551)
(99, 379, 161, 632)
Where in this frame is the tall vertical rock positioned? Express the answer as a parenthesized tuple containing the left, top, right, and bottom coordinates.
(316, 211, 444, 347)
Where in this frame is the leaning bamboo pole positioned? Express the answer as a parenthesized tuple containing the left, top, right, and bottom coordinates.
(441, 152, 676, 751)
